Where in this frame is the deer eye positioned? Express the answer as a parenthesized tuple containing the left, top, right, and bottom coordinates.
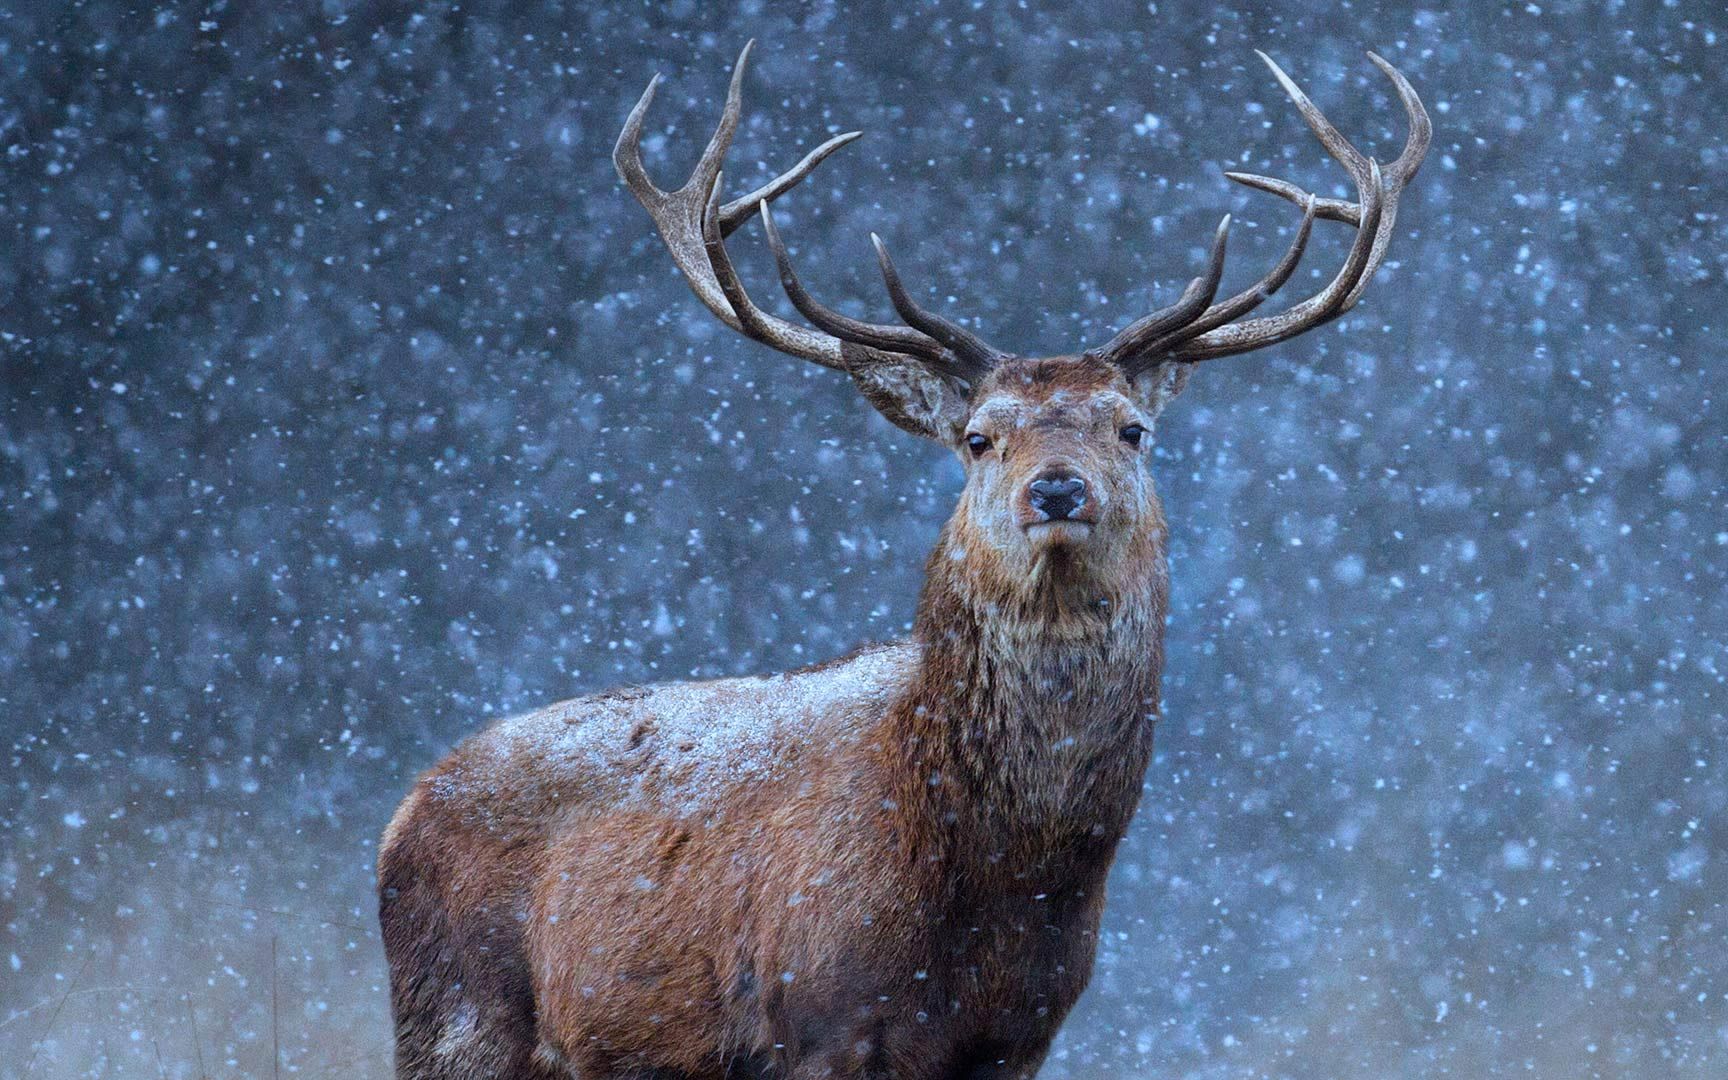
(1119, 424, 1147, 448)
(965, 433, 992, 457)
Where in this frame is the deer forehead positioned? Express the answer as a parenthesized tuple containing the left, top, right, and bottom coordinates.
(969, 388, 1140, 432)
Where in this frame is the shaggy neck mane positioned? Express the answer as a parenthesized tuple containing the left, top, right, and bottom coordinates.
(873, 516, 1169, 886)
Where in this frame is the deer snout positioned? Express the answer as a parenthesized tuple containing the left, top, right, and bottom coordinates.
(1027, 471, 1089, 523)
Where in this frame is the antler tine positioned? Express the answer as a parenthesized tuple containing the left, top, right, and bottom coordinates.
(760, 204, 955, 370)
(718, 131, 862, 237)
(1224, 173, 1360, 225)
(1368, 51, 1433, 187)
(685, 39, 753, 198)
(1343, 51, 1432, 307)
(613, 72, 669, 204)
(1093, 214, 1232, 375)
(1252, 51, 1374, 188)
(870, 234, 1003, 379)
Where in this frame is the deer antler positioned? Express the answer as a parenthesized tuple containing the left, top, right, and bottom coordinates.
(618, 45, 1427, 389)
(1091, 51, 1430, 375)
(614, 41, 1004, 384)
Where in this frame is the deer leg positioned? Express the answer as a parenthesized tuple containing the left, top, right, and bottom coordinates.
(381, 917, 549, 1079)
(379, 798, 549, 1079)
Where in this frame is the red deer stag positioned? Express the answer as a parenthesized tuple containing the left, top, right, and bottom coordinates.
(379, 42, 1428, 1079)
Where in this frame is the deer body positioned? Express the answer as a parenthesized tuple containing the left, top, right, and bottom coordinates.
(382, 363, 1170, 1078)
(381, 42, 1426, 1080)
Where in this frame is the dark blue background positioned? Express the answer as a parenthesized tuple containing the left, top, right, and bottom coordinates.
(3, 1, 1722, 1075)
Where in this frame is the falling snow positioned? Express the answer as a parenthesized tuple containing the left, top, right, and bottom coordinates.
(3, 2, 1724, 1078)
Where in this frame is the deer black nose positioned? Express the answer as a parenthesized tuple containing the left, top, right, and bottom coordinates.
(1028, 472, 1088, 521)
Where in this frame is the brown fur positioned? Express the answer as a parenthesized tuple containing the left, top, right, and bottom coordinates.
(380, 356, 1175, 1078)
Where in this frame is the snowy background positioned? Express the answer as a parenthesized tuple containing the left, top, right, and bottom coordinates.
(3, 0, 1724, 1076)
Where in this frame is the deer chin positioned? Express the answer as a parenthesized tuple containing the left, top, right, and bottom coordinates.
(1023, 520, 1096, 547)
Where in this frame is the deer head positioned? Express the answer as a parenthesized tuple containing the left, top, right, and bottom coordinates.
(616, 42, 1428, 589)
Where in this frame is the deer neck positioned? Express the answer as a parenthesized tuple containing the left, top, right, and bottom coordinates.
(880, 514, 1168, 878)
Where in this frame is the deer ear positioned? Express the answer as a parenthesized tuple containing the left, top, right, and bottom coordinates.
(1129, 362, 1195, 425)
(846, 357, 970, 443)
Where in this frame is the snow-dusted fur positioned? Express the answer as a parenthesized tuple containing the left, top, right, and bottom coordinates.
(379, 357, 1173, 1078)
